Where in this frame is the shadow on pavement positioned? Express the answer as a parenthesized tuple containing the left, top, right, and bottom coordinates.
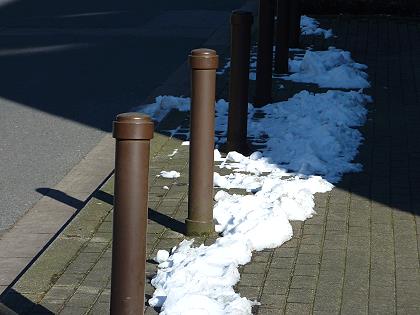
(36, 188, 85, 209)
(0, 290, 54, 315)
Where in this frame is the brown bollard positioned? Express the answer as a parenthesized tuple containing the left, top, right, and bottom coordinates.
(254, 0, 275, 107)
(186, 49, 218, 236)
(110, 113, 154, 315)
(225, 10, 253, 154)
(289, 0, 301, 48)
(274, 0, 290, 74)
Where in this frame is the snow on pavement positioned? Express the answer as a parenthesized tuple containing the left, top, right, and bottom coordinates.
(284, 47, 370, 89)
(136, 16, 371, 314)
(146, 89, 370, 314)
(158, 171, 181, 179)
(300, 15, 333, 38)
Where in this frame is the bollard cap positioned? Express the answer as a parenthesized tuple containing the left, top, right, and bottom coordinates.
(231, 10, 253, 25)
(113, 112, 154, 140)
(189, 48, 219, 70)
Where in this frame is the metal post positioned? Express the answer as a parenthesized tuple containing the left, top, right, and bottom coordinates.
(186, 48, 218, 236)
(255, 0, 275, 107)
(111, 113, 154, 315)
(289, 0, 301, 48)
(225, 10, 253, 154)
(274, 0, 290, 74)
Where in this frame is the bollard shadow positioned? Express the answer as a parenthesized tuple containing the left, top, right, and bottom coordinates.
(36, 185, 186, 236)
(148, 208, 185, 234)
(0, 289, 54, 314)
(94, 190, 185, 234)
(36, 188, 86, 209)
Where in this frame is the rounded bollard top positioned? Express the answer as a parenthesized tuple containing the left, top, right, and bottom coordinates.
(231, 10, 253, 25)
(113, 112, 154, 140)
(189, 48, 219, 70)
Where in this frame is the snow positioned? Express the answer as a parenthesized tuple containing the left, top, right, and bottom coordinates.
(168, 149, 178, 157)
(135, 18, 371, 314)
(149, 238, 256, 314)
(216, 60, 231, 75)
(246, 90, 371, 182)
(283, 47, 370, 89)
(146, 89, 370, 314)
(300, 15, 333, 39)
(155, 249, 170, 264)
(247, 47, 369, 89)
(158, 171, 180, 179)
(133, 95, 190, 122)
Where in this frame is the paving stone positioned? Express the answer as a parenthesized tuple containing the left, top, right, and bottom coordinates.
(88, 302, 109, 315)
(38, 299, 65, 313)
(296, 254, 321, 265)
(236, 286, 260, 300)
(266, 269, 291, 281)
(270, 257, 295, 269)
(285, 303, 311, 315)
(238, 273, 265, 287)
(293, 264, 319, 276)
(258, 307, 283, 314)
(59, 306, 89, 315)
(259, 294, 286, 309)
(262, 280, 290, 295)
(287, 288, 315, 304)
(43, 286, 75, 301)
(66, 291, 98, 308)
(290, 275, 317, 289)
(243, 263, 267, 274)
(273, 247, 296, 258)
(298, 244, 321, 254)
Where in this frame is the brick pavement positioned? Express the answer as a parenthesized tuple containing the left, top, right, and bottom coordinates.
(1, 15, 420, 315)
(235, 16, 420, 315)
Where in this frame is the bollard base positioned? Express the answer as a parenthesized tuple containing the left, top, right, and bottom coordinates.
(220, 141, 252, 156)
(273, 65, 289, 76)
(185, 219, 215, 236)
(253, 96, 272, 108)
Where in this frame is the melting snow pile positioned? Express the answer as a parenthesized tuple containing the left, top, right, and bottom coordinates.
(144, 90, 370, 184)
(134, 95, 190, 122)
(146, 89, 370, 314)
(247, 90, 371, 182)
(300, 15, 333, 38)
(285, 47, 370, 89)
(138, 21, 371, 313)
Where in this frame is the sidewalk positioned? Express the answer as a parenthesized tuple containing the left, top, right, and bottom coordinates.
(1, 14, 420, 315)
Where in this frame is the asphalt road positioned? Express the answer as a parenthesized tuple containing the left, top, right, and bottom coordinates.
(0, 0, 246, 232)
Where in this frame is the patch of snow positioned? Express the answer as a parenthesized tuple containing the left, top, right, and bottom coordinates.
(158, 171, 180, 179)
(301, 15, 333, 38)
(216, 60, 231, 75)
(132, 95, 190, 122)
(283, 47, 370, 89)
(168, 149, 178, 157)
(149, 238, 257, 314)
(155, 250, 170, 264)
